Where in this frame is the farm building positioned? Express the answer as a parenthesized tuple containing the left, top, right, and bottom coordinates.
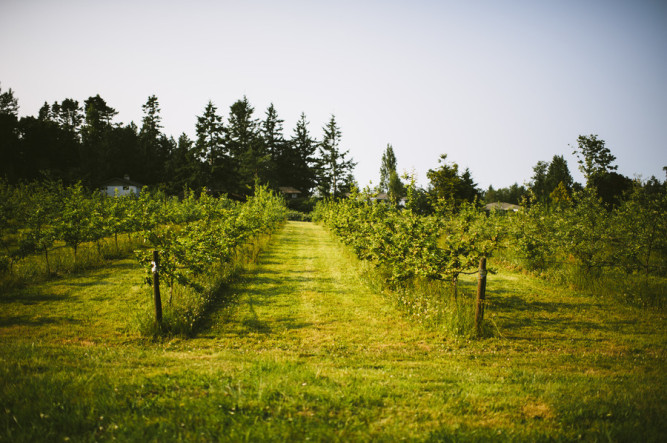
(278, 187, 302, 199)
(100, 176, 143, 197)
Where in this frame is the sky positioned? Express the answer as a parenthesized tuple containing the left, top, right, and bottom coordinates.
(1, 0, 666, 189)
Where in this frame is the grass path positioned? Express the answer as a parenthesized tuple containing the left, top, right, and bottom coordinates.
(207, 221, 424, 356)
(1, 221, 665, 441)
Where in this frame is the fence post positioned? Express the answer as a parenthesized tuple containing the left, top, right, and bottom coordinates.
(475, 257, 487, 336)
(152, 250, 162, 324)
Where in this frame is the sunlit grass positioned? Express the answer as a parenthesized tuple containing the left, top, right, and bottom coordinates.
(1, 221, 665, 441)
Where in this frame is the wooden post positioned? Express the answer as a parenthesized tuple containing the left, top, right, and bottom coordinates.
(152, 250, 162, 324)
(475, 257, 487, 336)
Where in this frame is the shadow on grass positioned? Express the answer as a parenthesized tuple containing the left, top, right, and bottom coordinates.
(0, 314, 80, 327)
(486, 290, 638, 339)
(193, 263, 324, 338)
(0, 290, 69, 305)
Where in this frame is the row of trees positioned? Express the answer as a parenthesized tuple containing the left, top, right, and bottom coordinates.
(0, 179, 286, 275)
(0, 85, 356, 198)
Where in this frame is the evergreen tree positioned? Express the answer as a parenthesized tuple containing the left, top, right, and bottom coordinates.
(103, 123, 141, 183)
(225, 96, 267, 194)
(195, 100, 225, 163)
(260, 103, 285, 186)
(38, 102, 52, 121)
(0, 86, 20, 182)
(545, 155, 574, 193)
(81, 95, 117, 146)
(53, 99, 83, 134)
(80, 95, 118, 184)
(500, 183, 528, 205)
(317, 115, 356, 198)
(379, 144, 397, 192)
(0, 85, 19, 116)
(284, 112, 318, 196)
(17, 116, 77, 182)
(166, 133, 204, 193)
(529, 160, 549, 202)
(456, 168, 480, 202)
(195, 100, 225, 189)
(139, 95, 168, 184)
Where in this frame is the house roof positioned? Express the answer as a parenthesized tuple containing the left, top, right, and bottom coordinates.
(278, 187, 302, 194)
(100, 177, 143, 188)
(484, 202, 522, 211)
(372, 193, 390, 200)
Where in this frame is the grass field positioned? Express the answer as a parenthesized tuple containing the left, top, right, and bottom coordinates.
(1, 221, 665, 441)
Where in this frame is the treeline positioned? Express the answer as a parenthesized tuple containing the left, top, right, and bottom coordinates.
(0, 85, 356, 198)
(483, 136, 651, 207)
(375, 135, 663, 212)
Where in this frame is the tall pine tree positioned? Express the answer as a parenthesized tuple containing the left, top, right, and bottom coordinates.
(260, 103, 286, 187)
(225, 96, 267, 194)
(195, 100, 225, 189)
(317, 115, 356, 198)
(80, 95, 117, 184)
(139, 95, 170, 184)
(285, 113, 319, 196)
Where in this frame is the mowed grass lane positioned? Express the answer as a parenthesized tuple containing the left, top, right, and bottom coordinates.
(0, 221, 665, 441)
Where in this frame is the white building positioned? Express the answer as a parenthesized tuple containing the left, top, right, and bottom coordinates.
(100, 175, 143, 197)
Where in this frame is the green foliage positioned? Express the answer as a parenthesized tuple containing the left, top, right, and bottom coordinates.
(573, 134, 617, 185)
(572, 134, 632, 206)
(379, 143, 397, 192)
(135, 184, 287, 336)
(282, 113, 319, 196)
(426, 154, 480, 207)
(317, 115, 356, 198)
(0, 84, 19, 116)
(1, 222, 665, 442)
(530, 155, 575, 203)
(484, 182, 528, 205)
(0, 87, 347, 199)
(496, 181, 667, 307)
(314, 192, 499, 334)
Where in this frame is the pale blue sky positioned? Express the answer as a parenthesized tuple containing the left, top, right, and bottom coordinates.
(1, 0, 665, 189)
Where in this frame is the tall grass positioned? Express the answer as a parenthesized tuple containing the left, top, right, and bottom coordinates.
(354, 253, 495, 337)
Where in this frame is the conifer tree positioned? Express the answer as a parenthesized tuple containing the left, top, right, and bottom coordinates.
(317, 115, 356, 198)
(139, 95, 169, 184)
(286, 113, 319, 196)
(195, 101, 225, 190)
(225, 96, 267, 193)
(260, 103, 286, 187)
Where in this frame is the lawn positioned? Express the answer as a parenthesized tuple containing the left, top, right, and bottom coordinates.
(1, 221, 665, 441)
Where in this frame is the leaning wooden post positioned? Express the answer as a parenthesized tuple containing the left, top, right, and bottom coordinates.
(475, 257, 487, 336)
(152, 250, 163, 324)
